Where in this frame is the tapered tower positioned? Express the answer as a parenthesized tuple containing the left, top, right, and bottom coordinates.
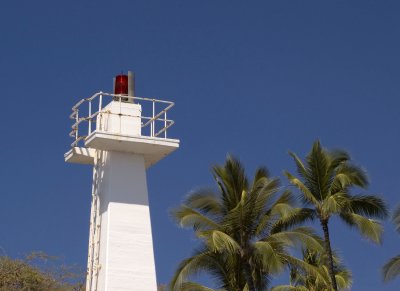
(64, 72, 179, 291)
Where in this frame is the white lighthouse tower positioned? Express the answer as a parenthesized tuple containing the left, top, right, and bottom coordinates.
(64, 72, 179, 291)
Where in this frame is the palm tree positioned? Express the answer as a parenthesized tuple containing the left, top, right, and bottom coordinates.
(272, 248, 352, 291)
(382, 204, 400, 282)
(170, 156, 328, 291)
(285, 140, 388, 291)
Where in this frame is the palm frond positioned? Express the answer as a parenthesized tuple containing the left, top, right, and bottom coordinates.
(179, 282, 219, 291)
(321, 192, 349, 216)
(340, 212, 383, 244)
(278, 248, 352, 291)
(271, 190, 296, 209)
(253, 167, 270, 185)
(184, 189, 223, 215)
(222, 194, 251, 238)
(255, 212, 273, 236)
(253, 241, 286, 274)
(271, 203, 296, 219)
(335, 268, 352, 289)
(392, 204, 400, 233)
(267, 227, 323, 252)
(282, 254, 331, 285)
(289, 151, 309, 180)
(306, 140, 330, 201)
(285, 171, 318, 205)
(271, 285, 309, 291)
(330, 164, 369, 192)
(197, 230, 241, 254)
(271, 208, 316, 233)
(252, 177, 281, 215)
(261, 191, 299, 234)
(382, 255, 400, 282)
(328, 149, 350, 170)
(349, 195, 388, 219)
(172, 206, 221, 231)
(212, 155, 249, 210)
(170, 252, 218, 291)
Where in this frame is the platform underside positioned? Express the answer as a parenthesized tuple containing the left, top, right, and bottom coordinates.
(64, 131, 179, 168)
(64, 147, 96, 165)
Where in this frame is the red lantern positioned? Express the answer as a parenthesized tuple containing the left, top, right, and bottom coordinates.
(114, 75, 128, 95)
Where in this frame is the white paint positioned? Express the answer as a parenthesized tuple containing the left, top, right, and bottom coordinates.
(97, 101, 142, 136)
(64, 147, 95, 165)
(64, 99, 180, 291)
(93, 151, 157, 291)
(85, 132, 179, 168)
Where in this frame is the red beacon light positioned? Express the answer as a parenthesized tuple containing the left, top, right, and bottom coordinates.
(114, 74, 129, 95)
(113, 71, 135, 102)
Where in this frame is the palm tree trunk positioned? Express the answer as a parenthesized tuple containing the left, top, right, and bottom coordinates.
(320, 219, 338, 291)
(244, 263, 255, 291)
(243, 250, 255, 291)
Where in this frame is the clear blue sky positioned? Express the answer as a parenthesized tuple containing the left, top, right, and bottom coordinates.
(0, 1, 399, 290)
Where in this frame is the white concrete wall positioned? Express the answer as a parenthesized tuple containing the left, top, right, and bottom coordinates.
(97, 101, 142, 136)
(94, 151, 157, 291)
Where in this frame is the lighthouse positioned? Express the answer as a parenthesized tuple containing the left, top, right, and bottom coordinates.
(64, 72, 179, 291)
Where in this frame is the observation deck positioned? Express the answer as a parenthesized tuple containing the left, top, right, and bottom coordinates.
(64, 92, 180, 168)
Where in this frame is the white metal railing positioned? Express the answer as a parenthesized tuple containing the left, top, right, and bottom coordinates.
(69, 92, 175, 147)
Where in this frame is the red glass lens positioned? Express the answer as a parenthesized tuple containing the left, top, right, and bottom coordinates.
(114, 75, 128, 95)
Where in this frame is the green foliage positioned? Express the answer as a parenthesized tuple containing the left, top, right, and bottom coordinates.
(383, 204, 400, 282)
(170, 156, 327, 291)
(285, 141, 387, 227)
(285, 140, 387, 291)
(272, 249, 352, 291)
(382, 255, 400, 282)
(0, 252, 84, 291)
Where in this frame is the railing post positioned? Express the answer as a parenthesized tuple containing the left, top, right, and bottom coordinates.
(164, 111, 167, 138)
(152, 100, 155, 137)
(75, 110, 79, 143)
(89, 101, 92, 136)
(150, 119, 153, 137)
(98, 93, 103, 132)
(98, 93, 103, 112)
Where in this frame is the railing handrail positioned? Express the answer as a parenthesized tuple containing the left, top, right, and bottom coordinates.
(69, 92, 175, 147)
